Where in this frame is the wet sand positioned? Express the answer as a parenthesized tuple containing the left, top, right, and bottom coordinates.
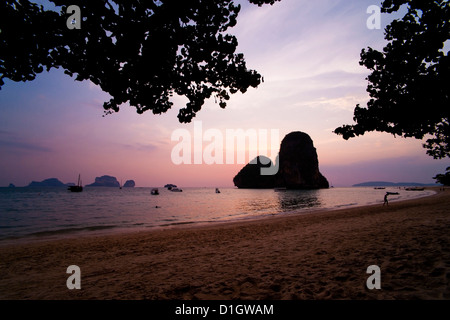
(1, 188, 449, 300)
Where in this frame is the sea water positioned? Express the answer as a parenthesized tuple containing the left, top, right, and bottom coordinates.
(0, 186, 435, 243)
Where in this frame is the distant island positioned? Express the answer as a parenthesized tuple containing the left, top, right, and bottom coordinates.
(353, 181, 437, 187)
(86, 175, 135, 187)
(86, 175, 120, 187)
(123, 180, 135, 188)
(25, 175, 135, 187)
(28, 178, 67, 187)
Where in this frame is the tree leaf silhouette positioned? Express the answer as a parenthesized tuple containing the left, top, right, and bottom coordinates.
(334, 0, 449, 159)
(0, 0, 280, 122)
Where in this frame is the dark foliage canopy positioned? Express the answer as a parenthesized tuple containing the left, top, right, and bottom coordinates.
(0, 0, 279, 122)
(433, 166, 450, 186)
(334, 0, 450, 159)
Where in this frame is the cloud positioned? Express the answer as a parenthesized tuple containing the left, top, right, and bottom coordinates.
(0, 130, 52, 153)
(235, 0, 376, 75)
(292, 94, 367, 112)
(121, 142, 159, 152)
(0, 129, 11, 135)
(0, 139, 52, 153)
(224, 0, 379, 121)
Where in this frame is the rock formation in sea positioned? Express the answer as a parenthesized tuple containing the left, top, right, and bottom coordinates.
(8, 183, 16, 188)
(275, 132, 329, 189)
(28, 178, 67, 187)
(86, 175, 120, 187)
(232, 156, 276, 189)
(123, 180, 136, 188)
(233, 131, 329, 189)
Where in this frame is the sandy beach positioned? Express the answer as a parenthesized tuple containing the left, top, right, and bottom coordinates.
(0, 188, 449, 300)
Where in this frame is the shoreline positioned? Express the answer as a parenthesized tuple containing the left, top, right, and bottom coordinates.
(1, 187, 449, 299)
(0, 187, 437, 246)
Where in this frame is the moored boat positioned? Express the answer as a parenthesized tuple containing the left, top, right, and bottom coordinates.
(68, 174, 83, 192)
(405, 187, 425, 191)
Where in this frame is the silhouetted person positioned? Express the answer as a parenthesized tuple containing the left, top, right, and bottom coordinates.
(383, 193, 389, 206)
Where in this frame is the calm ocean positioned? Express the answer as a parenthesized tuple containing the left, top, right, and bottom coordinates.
(0, 186, 435, 243)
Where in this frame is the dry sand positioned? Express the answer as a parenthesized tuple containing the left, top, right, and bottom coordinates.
(1, 188, 449, 300)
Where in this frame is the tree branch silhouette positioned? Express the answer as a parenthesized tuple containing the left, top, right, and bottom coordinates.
(0, 0, 280, 122)
(334, 0, 449, 159)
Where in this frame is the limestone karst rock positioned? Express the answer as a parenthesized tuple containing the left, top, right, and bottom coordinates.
(275, 131, 329, 189)
(86, 175, 120, 187)
(233, 131, 329, 189)
(232, 156, 276, 189)
(28, 178, 66, 187)
(123, 180, 136, 188)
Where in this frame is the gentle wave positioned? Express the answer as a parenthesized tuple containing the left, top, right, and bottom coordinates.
(335, 202, 358, 208)
(28, 225, 118, 237)
(159, 221, 197, 227)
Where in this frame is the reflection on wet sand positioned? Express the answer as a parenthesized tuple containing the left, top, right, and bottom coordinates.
(276, 190, 322, 211)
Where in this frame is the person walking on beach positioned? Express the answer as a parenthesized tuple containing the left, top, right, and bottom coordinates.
(383, 193, 389, 206)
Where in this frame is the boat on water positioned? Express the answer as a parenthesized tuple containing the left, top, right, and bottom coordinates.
(68, 174, 83, 192)
(215, 188, 220, 193)
(164, 184, 177, 190)
(374, 187, 386, 189)
(151, 188, 159, 195)
(171, 187, 183, 192)
(405, 187, 425, 191)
